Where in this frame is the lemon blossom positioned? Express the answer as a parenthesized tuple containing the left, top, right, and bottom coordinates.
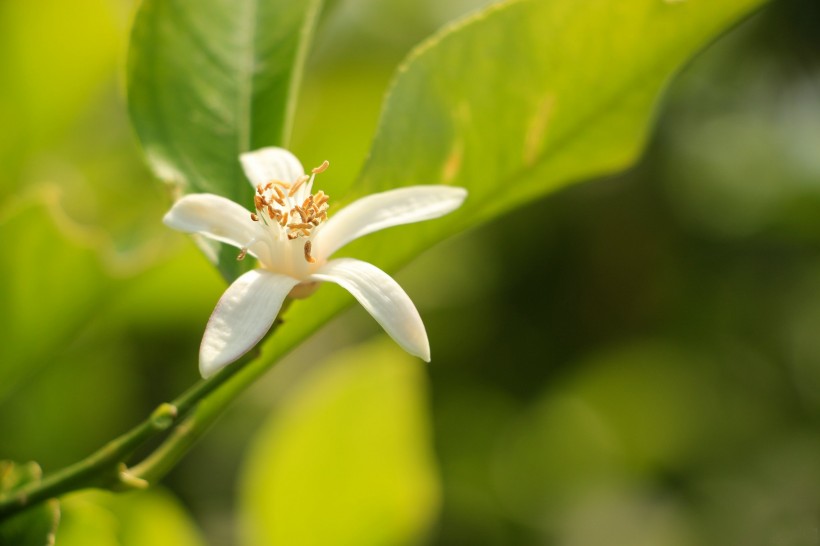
(164, 147, 467, 377)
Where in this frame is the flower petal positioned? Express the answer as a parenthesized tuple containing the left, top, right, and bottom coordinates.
(311, 258, 430, 361)
(163, 193, 259, 251)
(240, 147, 305, 187)
(312, 186, 467, 261)
(200, 269, 300, 377)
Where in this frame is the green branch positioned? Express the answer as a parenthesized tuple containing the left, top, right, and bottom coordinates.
(0, 403, 176, 519)
(0, 311, 289, 521)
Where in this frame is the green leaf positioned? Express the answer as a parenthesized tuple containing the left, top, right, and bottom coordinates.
(355, 0, 766, 208)
(236, 0, 767, 380)
(0, 461, 60, 546)
(239, 341, 440, 546)
(56, 489, 206, 546)
(127, 0, 322, 279)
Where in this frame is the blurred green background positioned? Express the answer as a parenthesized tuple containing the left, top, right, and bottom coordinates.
(2, 0, 820, 544)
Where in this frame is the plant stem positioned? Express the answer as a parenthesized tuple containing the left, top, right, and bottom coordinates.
(128, 316, 291, 483)
(0, 404, 175, 519)
(0, 309, 286, 520)
(0, 291, 317, 521)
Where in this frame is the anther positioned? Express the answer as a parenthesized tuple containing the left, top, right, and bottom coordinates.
(292, 206, 308, 222)
(288, 222, 313, 230)
(237, 248, 248, 261)
(304, 241, 316, 263)
(274, 185, 286, 199)
(315, 191, 329, 206)
(312, 160, 329, 174)
(250, 212, 259, 222)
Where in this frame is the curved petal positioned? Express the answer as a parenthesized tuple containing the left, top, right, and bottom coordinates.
(312, 186, 467, 261)
(240, 147, 304, 187)
(163, 193, 259, 251)
(310, 258, 430, 361)
(200, 269, 300, 377)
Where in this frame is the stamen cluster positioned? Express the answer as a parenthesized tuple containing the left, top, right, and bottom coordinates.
(249, 161, 330, 263)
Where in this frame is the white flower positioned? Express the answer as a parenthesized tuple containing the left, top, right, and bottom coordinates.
(164, 147, 467, 377)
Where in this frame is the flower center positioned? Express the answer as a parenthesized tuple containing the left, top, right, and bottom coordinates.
(247, 160, 330, 263)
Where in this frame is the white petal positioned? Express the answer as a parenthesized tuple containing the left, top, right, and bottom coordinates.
(311, 258, 430, 361)
(312, 186, 467, 261)
(163, 193, 259, 252)
(240, 147, 305, 187)
(200, 269, 300, 377)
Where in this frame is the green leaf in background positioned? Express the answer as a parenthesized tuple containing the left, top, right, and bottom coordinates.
(0, 0, 121, 199)
(0, 461, 60, 546)
(56, 489, 206, 546)
(127, 0, 322, 279)
(0, 193, 112, 403)
(493, 342, 716, 523)
(239, 340, 440, 546)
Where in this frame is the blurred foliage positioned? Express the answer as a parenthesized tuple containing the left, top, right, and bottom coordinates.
(56, 489, 206, 546)
(1, 0, 819, 545)
(240, 340, 440, 546)
(0, 461, 59, 546)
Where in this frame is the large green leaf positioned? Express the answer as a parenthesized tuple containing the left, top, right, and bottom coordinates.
(239, 341, 440, 546)
(127, 0, 322, 279)
(230, 0, 767, 378)
(354, 0, 765, 208)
